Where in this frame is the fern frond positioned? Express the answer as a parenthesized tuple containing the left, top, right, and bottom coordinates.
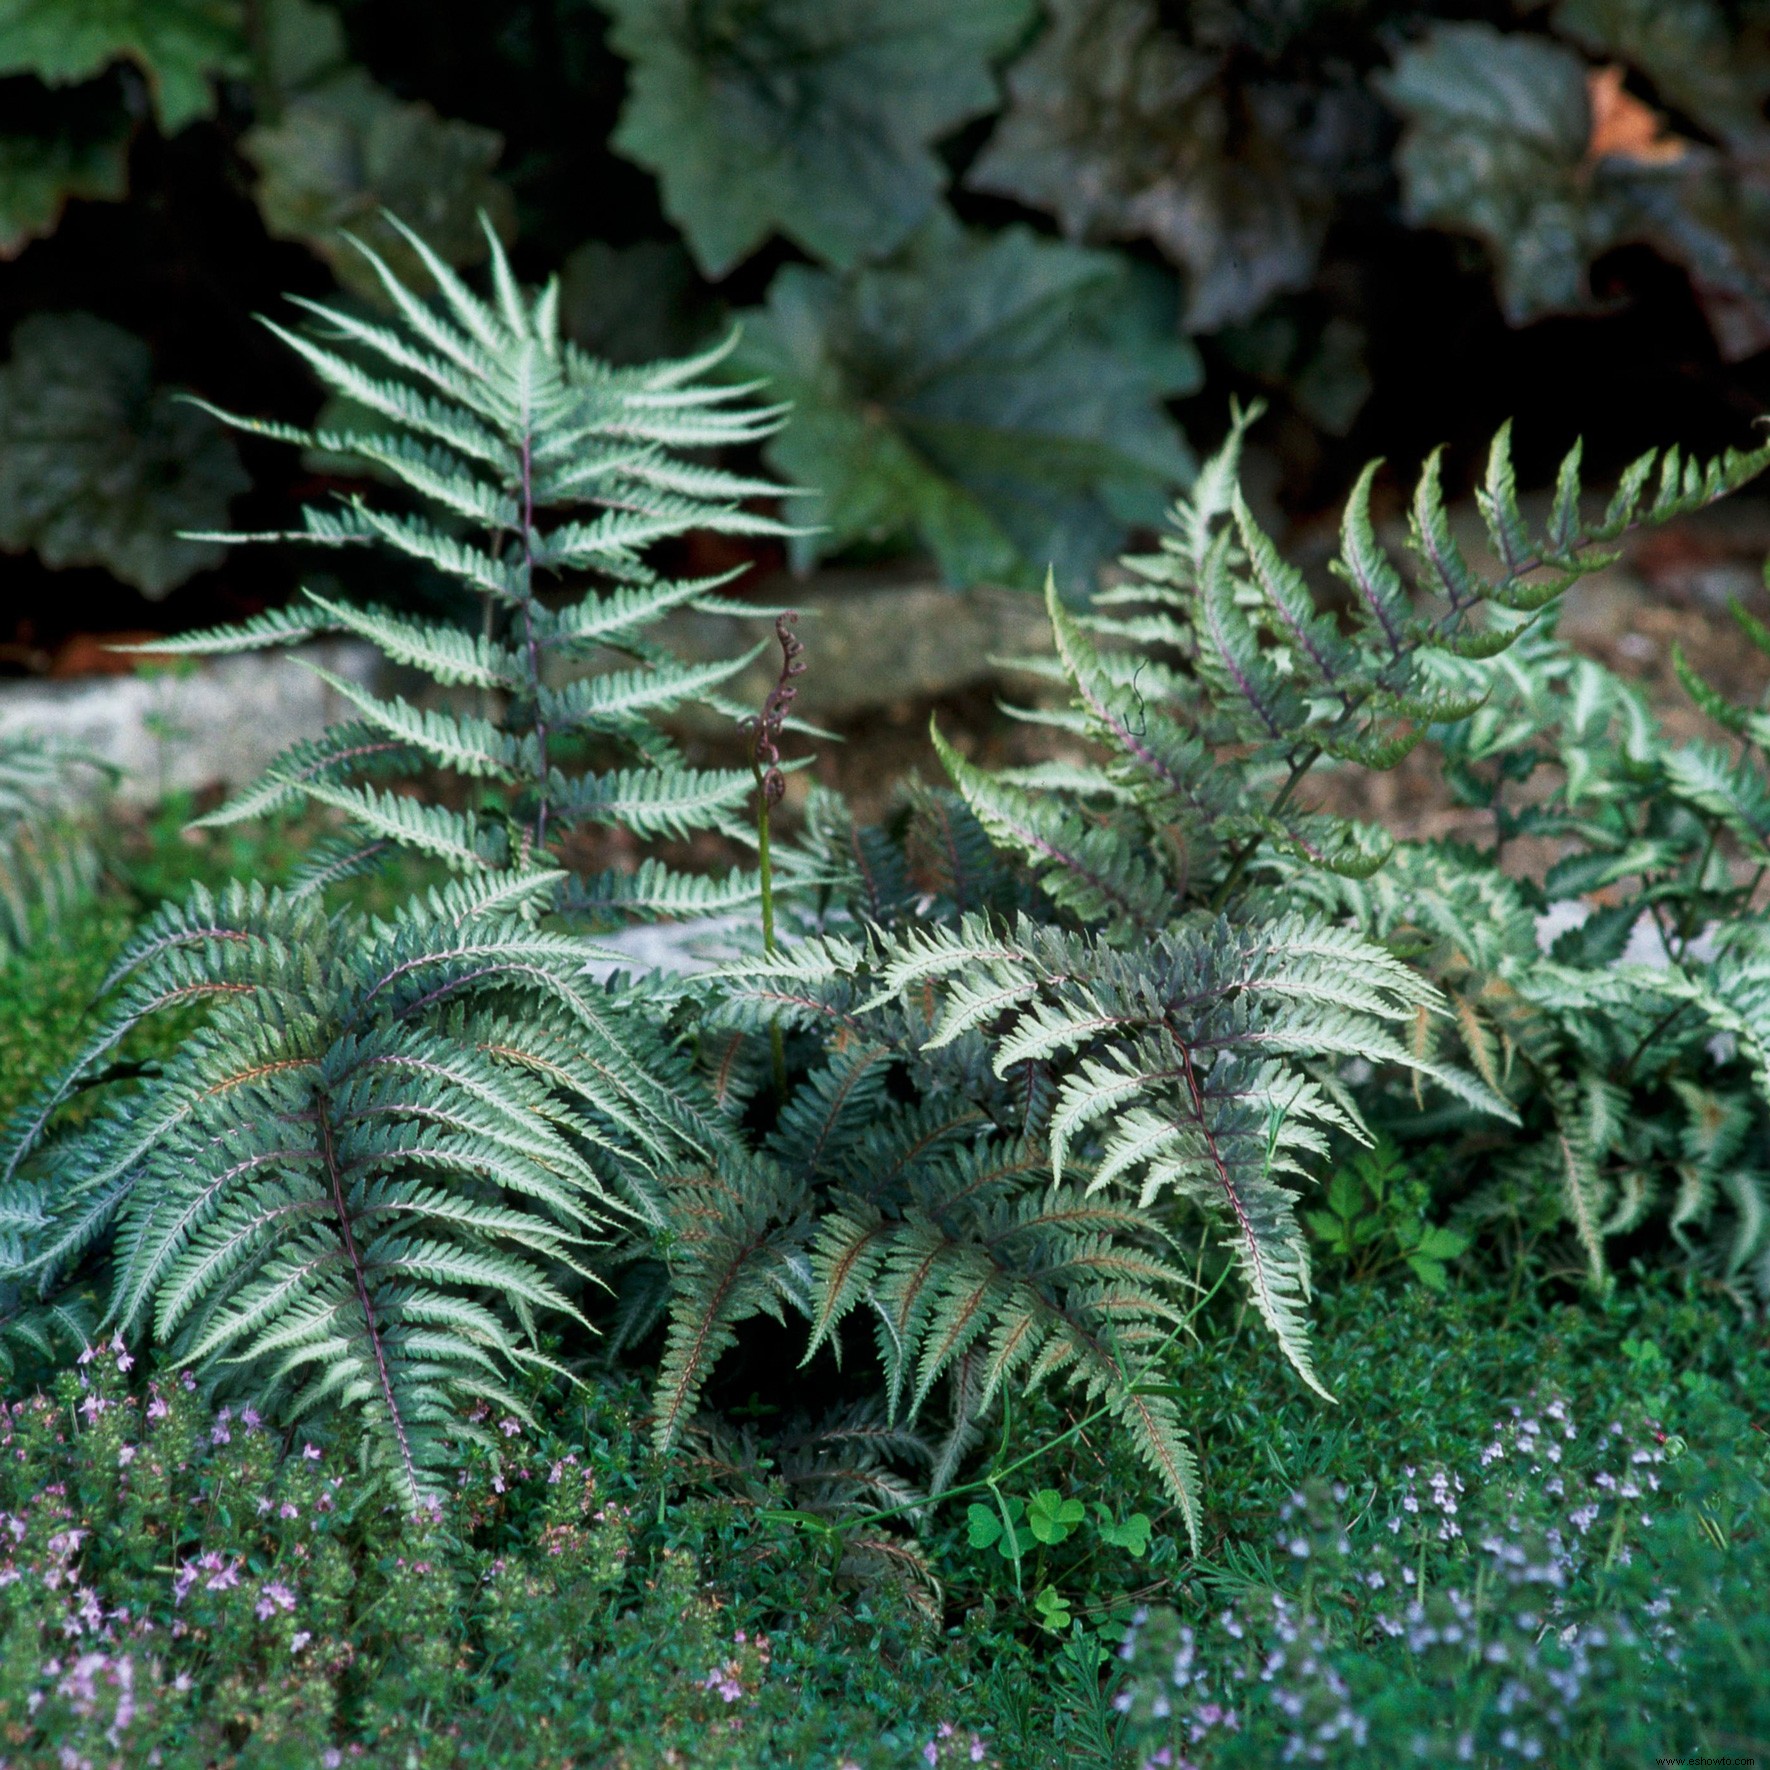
(0, 884, 693, 1508)
(166, 219, 803, 920)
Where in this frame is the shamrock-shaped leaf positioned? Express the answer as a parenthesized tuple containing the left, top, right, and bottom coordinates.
(1027, 1488, 1086, 1545)
(968, 0, 1370, 330)
(733, 212, 1198, 592)
(1093, 1506, 1152, 1558)
(1032, 1584, 1074, 1632)
(603, 0, 1035, 276)
(242, 0, 514, 299)
(0, 0, 245, 133)
(0, 87, 129, 258)
(965, 1496, 1027, 1560)
(0, 312, 247, 594)
(965, 1503, 1003, 1550)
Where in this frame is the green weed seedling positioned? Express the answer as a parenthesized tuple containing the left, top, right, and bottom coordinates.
(1305, 1139, 1471, 1290)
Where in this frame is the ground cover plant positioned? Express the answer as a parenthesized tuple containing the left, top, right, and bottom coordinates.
(0, 233, 1767, 1765)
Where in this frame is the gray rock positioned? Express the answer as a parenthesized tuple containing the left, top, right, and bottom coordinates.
(0, 642, 381, 805)
(580, 912, 752, 982)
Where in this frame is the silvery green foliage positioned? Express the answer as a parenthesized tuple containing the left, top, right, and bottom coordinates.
(1294, 598, 1770, 1308)
(0, 869, 733, 1505)
(939, 405, 1770, 930)
(640, 409, 1770, 1542)
(153, 219, 802, 921)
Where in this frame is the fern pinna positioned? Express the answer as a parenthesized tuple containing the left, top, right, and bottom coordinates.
(1289, 601, 1770, 1306)
(0, 872, 722, 1505)
(632, 902, 1477, 1545)
(943, 404, 1770, 929)
(146, 216, 803, 920)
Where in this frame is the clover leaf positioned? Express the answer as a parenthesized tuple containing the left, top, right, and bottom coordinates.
(603, 0, 1035, 276)
(1027, 1489, 1086, 1546)
(966, 1496, 1028, 1560)
(1094, 1504, 1153, 1558)
(1032, 1585, 1074, 1632)
(733, 211, 1198, 592)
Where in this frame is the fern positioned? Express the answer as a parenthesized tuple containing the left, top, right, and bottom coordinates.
(626, 412, 1770, 1540)
(0, 735, 107, 960)
(951, 406, 1770, 928)
(0, 870, 721, 1505)
(1278, 576, 1770, 1301)
(628, 901, 1489, 1545)
(144, 215, 804, 921)
(21, 225, 1770, 1555)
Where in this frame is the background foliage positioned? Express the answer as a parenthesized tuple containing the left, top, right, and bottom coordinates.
(8, 0, 1770, 641)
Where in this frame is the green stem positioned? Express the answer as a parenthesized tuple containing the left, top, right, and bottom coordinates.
(832, 1260, 1237, 1538)
(1209, 745, 1321, 913)
(754, 769, 786, 1098)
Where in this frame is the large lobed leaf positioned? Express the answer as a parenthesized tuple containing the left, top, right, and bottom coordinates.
(0, 312, 247, 595)
(0, 82, 129, 259)
(242, 0, 514, 300)
(1382, 16, 1770, 355)
(602, 0, 1035, 276)
(732, 212, 1199, 592)
(0, 0, 244, 132)
(968, 0, 1365, 332)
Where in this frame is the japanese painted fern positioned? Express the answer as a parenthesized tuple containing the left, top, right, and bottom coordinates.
(0, 871, 725, 1505)
(634, 406, 1770, 1541)
(1291, 607, 1770, 1306)
(147, 216, 801, 920)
